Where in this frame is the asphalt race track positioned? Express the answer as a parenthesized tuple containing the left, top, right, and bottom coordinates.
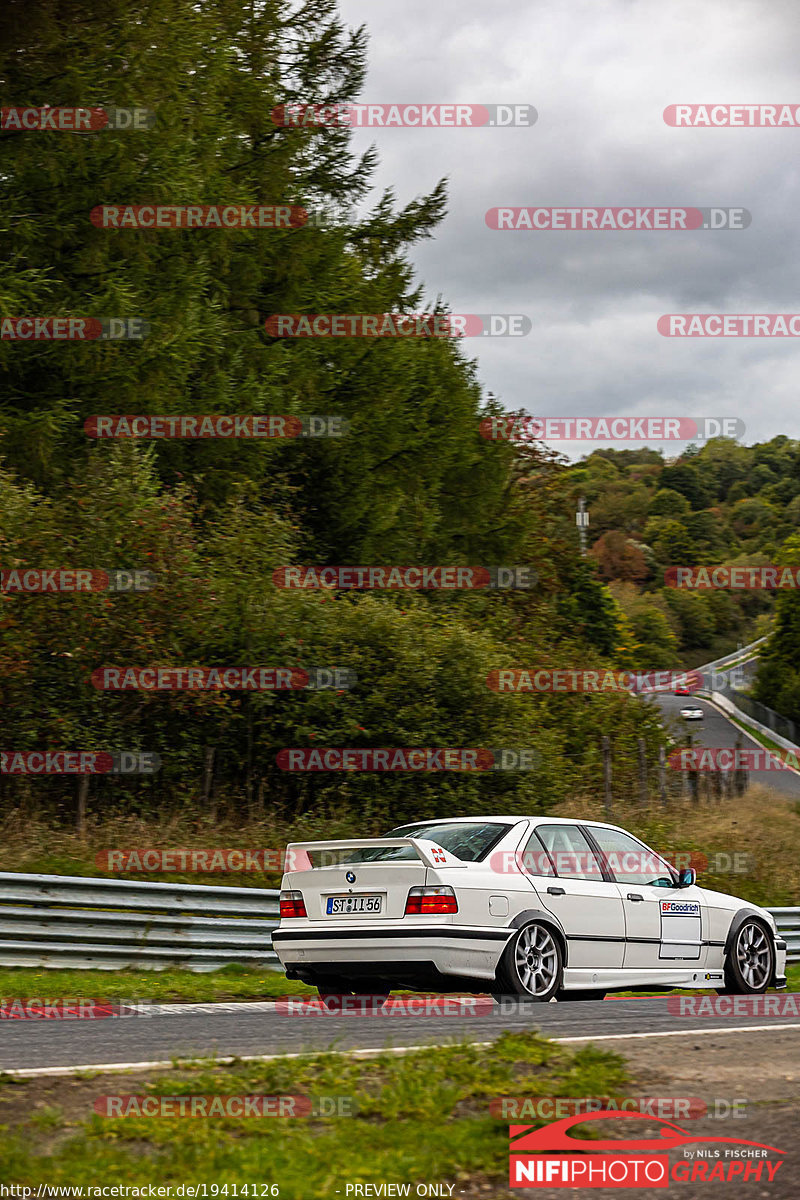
(2, 996, 799, 1074)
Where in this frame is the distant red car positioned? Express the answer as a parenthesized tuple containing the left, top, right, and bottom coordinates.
(674, 670, 703, 696)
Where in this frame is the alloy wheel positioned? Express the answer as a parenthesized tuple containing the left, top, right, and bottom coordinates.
(735, 922, 771, 990)
(514, 924, 559, 996)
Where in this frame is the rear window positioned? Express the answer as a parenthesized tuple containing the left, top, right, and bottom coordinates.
(312, 822, 511, 867)
(382, 821, 511, 863)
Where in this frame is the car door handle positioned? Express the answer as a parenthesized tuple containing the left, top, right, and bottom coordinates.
(627, 893, 644, 902)
(546, 886, 566, 896)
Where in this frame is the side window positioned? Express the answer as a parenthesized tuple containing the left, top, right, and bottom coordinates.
(519, 831, 556, 877)
(535, 824, 605, 881)
(587, 826, 676, 887)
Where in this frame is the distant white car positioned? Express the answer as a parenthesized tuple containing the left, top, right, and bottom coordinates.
(680, 706, 704, 721)
(272, 816, 787, 1002)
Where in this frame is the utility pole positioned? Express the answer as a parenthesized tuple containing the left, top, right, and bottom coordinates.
(576, 496, 589, 555)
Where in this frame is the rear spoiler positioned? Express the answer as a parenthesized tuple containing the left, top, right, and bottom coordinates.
(282, 837, 466, 872)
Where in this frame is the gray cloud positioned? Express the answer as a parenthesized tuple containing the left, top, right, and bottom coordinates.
(335, 0, 800, 454)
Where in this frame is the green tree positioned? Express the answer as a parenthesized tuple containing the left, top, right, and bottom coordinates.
(649, 488, 690, 518)
(652, 520, 697, 565)
(659, 462, 712, 510)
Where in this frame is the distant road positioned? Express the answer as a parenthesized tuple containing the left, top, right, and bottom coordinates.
(653, 691, 800, 798)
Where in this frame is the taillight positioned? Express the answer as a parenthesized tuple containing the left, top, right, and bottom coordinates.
(280, 890, 307, 918)
(405, 886, 458, 915)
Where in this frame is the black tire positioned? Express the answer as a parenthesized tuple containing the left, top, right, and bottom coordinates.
(495, 922, 563, 1001)
(555, 989, 606, 1002)
(717, 920, 774, 995)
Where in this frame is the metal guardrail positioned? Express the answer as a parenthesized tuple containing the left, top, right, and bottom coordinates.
(0, 873, 280, 972)
(698, 633, 800, 750)
(725, 688, 800, 750)
(0, 872, 796, 970)
(697, 636, 769, 674)
(770, 909, 800, 965)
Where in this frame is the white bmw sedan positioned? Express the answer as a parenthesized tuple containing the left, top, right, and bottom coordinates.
(272, 816, 787, 1002)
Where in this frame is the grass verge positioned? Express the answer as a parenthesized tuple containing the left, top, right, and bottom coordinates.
(0, 963, 795, 1003)
(0, 964, 314, 1002)
(0, 1032, 628, 1197)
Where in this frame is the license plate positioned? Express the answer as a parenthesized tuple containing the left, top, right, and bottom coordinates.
(326, 894, 382, 916)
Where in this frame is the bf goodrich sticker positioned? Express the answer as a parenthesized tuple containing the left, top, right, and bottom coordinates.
(659, 899, 701, 960)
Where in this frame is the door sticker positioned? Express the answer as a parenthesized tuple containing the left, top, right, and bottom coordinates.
(659, 898, 701, 960)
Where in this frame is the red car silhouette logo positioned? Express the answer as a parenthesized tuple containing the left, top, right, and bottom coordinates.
(510, 1109, 784, 1155)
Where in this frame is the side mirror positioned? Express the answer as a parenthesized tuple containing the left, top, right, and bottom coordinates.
(677, 867, 696, 888)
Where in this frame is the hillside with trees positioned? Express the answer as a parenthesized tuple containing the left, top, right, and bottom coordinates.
(0, 0, 670, 830)
(560, 438, 800, 668)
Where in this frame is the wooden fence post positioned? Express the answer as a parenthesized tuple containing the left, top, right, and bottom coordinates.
(76, 775, 89, 839)
(602, 736, 612, 815)
(658, 745, 667, 806)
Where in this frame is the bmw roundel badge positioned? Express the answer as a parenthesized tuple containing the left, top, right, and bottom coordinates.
(346, 871, 356, 883)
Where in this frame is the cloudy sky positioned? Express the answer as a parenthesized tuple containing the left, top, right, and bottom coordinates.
(334, 0, 800, 458)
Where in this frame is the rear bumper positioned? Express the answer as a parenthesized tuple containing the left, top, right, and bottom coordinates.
(283, 960, 492, 992)
(272, 923, 510, 983)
